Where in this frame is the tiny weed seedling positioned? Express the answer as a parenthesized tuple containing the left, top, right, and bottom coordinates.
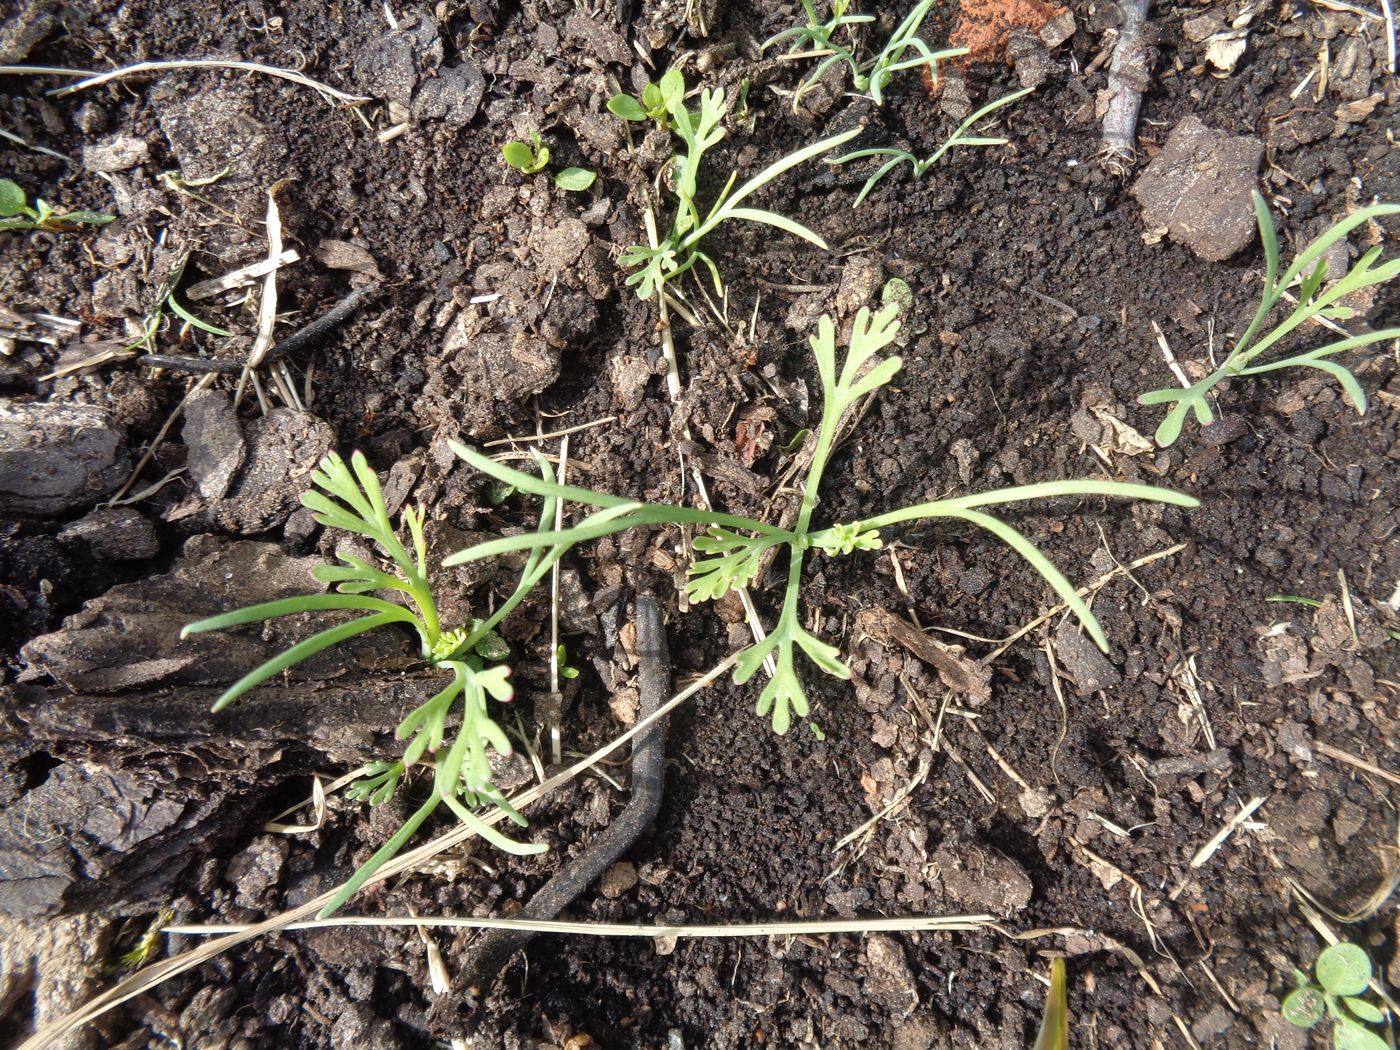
(183, 451, 569, 917)
(0, 177, 113, 232)
(501, 132, 550, 174)
(764, 0, 963, 111)
(1282, 943, 1390, 1050)
(835, 86, 1034, 206)
(1140, 192, 1400, 446)
(501, 133, 595, 191)
(614, 68, 859, 298)
(608, 67, 684, 129)
(451, 304, 1197, 733)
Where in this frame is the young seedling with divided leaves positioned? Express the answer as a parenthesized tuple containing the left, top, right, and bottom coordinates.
(835, 86, 1034, 206)
(0, 177, 113, 232)
(1140, 193, 1400, 446)
(450, 303, 1198, 733)
(763, 0, 963, 112)
(613, 68, 860, 299)
(182, 451, 570, 917)
(1282, 942, 1390, 1050)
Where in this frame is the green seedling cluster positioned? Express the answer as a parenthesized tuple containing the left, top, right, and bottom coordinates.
(1282, 943, 1390, 1050)
(614, 67, 859, 298)
(450, 303, 1197, 734)
(836, 86, 1034, 206)
(0, 177, 113, 232)
(188, 303, 1193, 911)
(1139, 193, 1400, 446)
(501, 132, 596, 192)
(763, 0, 963, 111)
(183, 450, 567, 916)
(608, 68, 685, 129)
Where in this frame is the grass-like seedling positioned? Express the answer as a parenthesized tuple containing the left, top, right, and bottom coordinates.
(0, 177, 113, 231)
(763, 0, 963, 111)
(835, 86, 1034, 206)
(1140, 193, 1400, 446)
(1282, 943, 1389, 1050)
(1033, 958, 1069, 1050)
(615, 68, 859, 298)
(450, 304, 1198, 733)
(182, 451, 569, 917)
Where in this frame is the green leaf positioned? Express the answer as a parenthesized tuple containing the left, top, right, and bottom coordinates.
(658, 67, 685, 110)
(608, 94, 648, 121)
(1281, 987, 1326, 1028)
(1343, 998, 1386, 1024)
(1317, 943, 1372, 997)
(716, 126, 861, 217)
(554, 167, 597, 192)
(167, 293, 233, 336)
(1334, 1017, 1389, 1050)
(721, 206, 827, 247)
(181, 593, 417, 637)
(500, 141, 535, 172)
(209, 612, 402, 712)
(1033, 958, 1070, 1050)
(0, 179, 28, 217)
(54, 209, 114, 226)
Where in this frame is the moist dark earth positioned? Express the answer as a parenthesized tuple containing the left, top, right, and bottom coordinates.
(2, 0, 1399, 1047)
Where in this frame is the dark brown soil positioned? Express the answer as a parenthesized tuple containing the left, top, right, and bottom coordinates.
(3, 1, 1399, 1048)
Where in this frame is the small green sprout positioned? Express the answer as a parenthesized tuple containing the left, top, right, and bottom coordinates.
(1139, 193, 1400, 446)
(556, 643, 581, 680)
(614, 68, 859, 298)
(0, 177, 114, 232)
(448, 303, 1197, 734)
(764, 0, 963, 111)
(835, 86, 1034, 207)
(1282, 943, 1389, 1050)
(183, 450, 566, 917)
(608, 67, 684, 129)
(501, 132, 551, 175)
(808, 721, 826, 741)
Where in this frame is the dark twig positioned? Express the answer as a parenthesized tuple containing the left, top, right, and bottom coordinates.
(459, 596, 671, 995)
(138, 282, 381, 374)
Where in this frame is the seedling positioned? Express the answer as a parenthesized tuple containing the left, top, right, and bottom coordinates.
(555, 643, 581, 681)
(835, 86, 1034, 206)
(501, 132, 551, 175)
(608, 67, 684, 129)
(1282, 942, 1390, 1050)
(1033, 958, 1069, 1050)
(500, 134, 596, 192)
(449, 304, 1197, 733)
(183, 451, 566, 916)
(0, 177, 113, 231)
(1139, 193, 1400, 446)
(763, 0, 963, 111)
(614, 68, 859, 298)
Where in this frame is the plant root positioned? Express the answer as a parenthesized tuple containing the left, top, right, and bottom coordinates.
(458, 595, 671, 996)
(1098, 0, 1153, 176)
